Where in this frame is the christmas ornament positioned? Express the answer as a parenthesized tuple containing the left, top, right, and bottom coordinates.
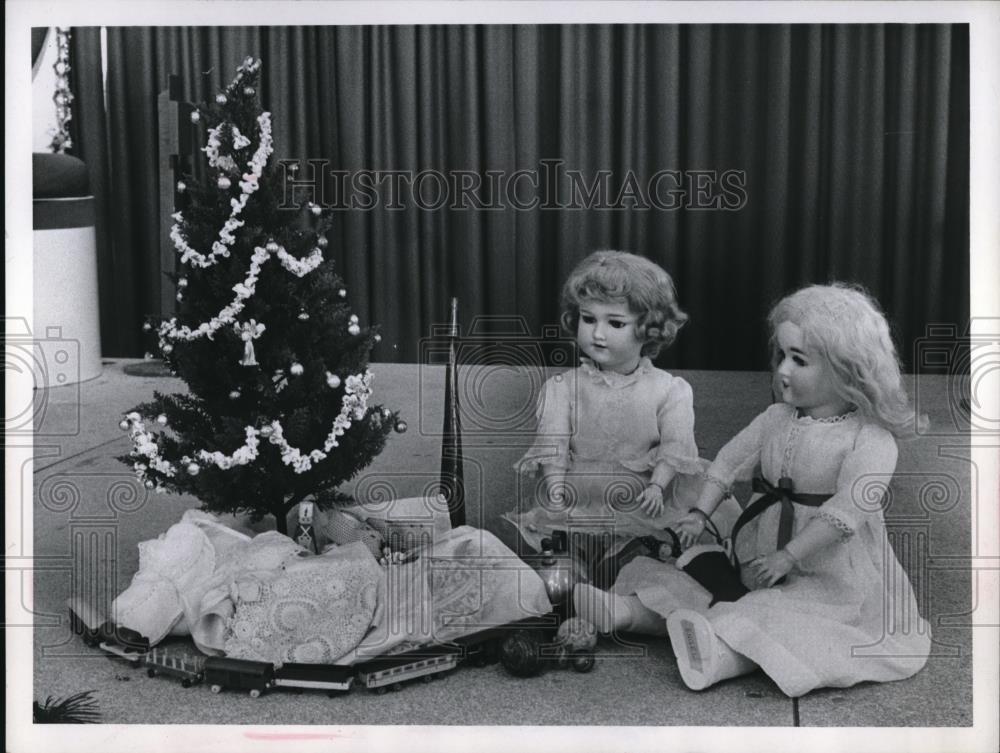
(156, 414, 168, 426)
(243, 86, 255, 96)
(338, 289, 347, 298)
(349, 314, 359, 324)
(297, 310, 310, 321)
(176, 292, 184, 302)
(190, 110, 201, 123)
(215, 93, 228, 105)
(145, 480, 155, 489)
(217, 176, 231, 190)
(499, 630, 543, 677)
(290, 363, 304, 376)
(317, 236, 328, 248)
(348, 324, 361, 336)
(177, 181, 187, 193)
(177, 278, 188, 288)
(119, 419, 130, 431)
(186, 462, 200, 476)
(373, 334, 382, 343)
(162, 344, 174, 354)
(394, 420, 408, 433)
(229, 390, 241, 399)
(309, 203, 322, 217)
(325, 372, 341, 389)
(144, 352, 154, 360)
(142, 322, 153, 331)
(266, 240, 280, 253)
(260, 426, 273, 437)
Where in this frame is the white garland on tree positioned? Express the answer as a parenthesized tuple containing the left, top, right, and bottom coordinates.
(124, 370, 375, 480)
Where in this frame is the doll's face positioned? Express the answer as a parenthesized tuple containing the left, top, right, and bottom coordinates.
(577, 300, 643, 374)
(774, 321, 851, 419)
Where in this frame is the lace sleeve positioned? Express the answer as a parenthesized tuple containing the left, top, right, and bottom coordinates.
(708, 403, 790, 485)
(515, 373, 572, 473)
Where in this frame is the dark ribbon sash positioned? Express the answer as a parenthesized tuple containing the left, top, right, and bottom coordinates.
(729, 476, 832, 575)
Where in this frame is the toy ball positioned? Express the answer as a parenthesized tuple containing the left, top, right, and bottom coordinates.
(394, 420, 408, 434)
(499, 630, 543, 678)
(557, 617, 598, 652)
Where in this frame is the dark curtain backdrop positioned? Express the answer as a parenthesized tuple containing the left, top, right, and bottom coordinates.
(68, 25, 969, 370)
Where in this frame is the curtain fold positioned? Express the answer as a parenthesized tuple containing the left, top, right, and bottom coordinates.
(68, 24, 968, 370)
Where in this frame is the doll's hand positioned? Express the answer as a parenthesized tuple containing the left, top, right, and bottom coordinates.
(676, 512, 707, 548)
(638, 484, 665, 518)
(747, 550, 795, 587)
(380, 546, 417, 566)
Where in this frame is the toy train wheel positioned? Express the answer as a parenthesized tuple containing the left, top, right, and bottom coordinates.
(181, 678, 192, 688)
(571, 653, 595, 673)
(392, 682, 403, 692)
(249, 689, 261, 698)
(500, 630, 543, 678)
(210, 684, 222, 694)
(375, 686, 388, 695)
(147, 668, 157, 678)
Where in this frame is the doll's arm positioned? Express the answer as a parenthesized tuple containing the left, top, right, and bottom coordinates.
(676, 405, 783, 546)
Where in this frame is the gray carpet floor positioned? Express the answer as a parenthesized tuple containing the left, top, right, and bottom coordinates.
(23, 361, 976, 733)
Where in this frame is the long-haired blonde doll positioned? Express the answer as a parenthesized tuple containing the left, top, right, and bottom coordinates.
(579, 283, 932, 697)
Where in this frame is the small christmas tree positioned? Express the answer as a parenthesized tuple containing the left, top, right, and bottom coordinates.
(119, 58, 401, 535)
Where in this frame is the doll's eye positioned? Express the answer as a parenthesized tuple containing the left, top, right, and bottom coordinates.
(608, 320, 627, 329)
(580, 314, 595, 324)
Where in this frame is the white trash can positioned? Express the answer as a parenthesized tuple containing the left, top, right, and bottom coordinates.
(32, 153, 102, 386)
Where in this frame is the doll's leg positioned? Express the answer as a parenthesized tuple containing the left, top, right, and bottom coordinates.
(666, 608, 756, 690)
(574, 584, 666, 636)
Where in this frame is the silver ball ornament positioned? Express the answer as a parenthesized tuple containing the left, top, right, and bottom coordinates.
(338, 289, 347, 298)
(178, 278, 188, 288)
(266, 240, 280, 253)
(156, 414, 168, 426)
(217, 176, 231, 190)
(298, 311, 310, 321)
(348, 324, 361, 336)
(162, 344, 174, 354)
(349, 314, 359, 324)
(119, 419, 130, 431)
(215, 93, 228, 105)
(374, 334, 382, 343)
(189, 111, 200, 124)
(144, 479, 155, 489)
(290, 363, 304, 376)
(394, 420, 408, 434)
(260, 426, 273, 438)
(326, 373, 341, 389)
(243, 86, 255, 96)
(176, 292, 184, 302)
(317, 236, 328, 248)
(229, 390, 241, 399)
(176, 181, 187, 192)
(310, 204, 322, 217)
(142, 322, 153, 331)
(187, 462, 200, 476)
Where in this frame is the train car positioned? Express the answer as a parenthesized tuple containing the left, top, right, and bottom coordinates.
(203, 656, 275, 698)
(67, 596, 150, 664)
(355, 646, 461, 693)
(143, 647, 205, 688)
(271, 662, 355, 696)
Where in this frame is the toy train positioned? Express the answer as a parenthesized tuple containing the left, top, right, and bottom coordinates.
(68, 598, 593, 698)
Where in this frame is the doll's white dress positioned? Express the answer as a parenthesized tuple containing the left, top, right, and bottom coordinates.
(505, 357, 740, 553)
(110, 509, 552, 664)
(614, 403, 932, 696)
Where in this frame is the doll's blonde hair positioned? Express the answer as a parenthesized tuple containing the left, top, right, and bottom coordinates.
(560, 250, 688, 358)
(768, 282, 926, 436)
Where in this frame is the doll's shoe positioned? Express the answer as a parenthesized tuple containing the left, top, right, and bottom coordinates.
(666, 608, 755, 690)
(573, 584, 629, 634)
